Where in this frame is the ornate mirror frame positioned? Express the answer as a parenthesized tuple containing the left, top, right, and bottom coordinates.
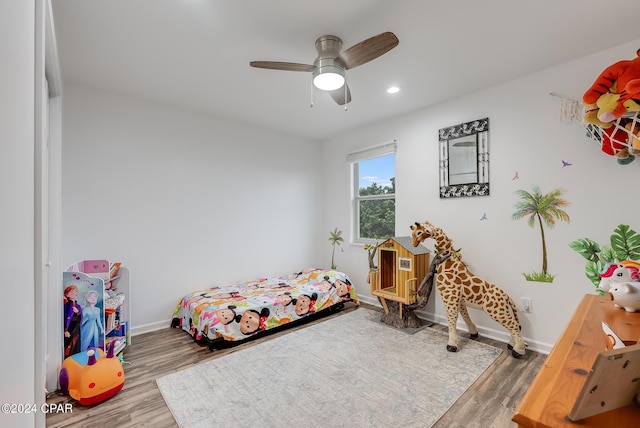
(438, 118, 489, 198)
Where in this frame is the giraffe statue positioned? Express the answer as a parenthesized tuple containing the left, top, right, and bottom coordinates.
(410, 221, 526, 358)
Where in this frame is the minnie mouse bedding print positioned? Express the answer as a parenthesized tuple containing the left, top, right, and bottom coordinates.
(171, 268, 357, 345)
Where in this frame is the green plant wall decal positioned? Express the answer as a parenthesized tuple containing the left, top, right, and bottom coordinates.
(512, 185, 570, 282)
(328, 227, 344, 269)
(569, 224, 640, 293)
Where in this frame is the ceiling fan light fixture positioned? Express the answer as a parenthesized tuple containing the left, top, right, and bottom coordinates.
(313, 63, 345, 91)
(250, 32, 398, 104)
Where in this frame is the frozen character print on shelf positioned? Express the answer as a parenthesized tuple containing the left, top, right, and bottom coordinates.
(235, 308, 270, 335)
(63, 285, 82, 357)
(80, 290, 105, 352)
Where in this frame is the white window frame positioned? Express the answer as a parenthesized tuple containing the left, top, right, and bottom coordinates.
(347, 141, 397, 245)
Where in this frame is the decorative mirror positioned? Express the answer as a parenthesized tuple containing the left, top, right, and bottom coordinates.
(438, 118, 489, 198)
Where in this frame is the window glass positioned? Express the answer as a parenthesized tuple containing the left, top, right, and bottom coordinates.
(354, 153, 395, 242)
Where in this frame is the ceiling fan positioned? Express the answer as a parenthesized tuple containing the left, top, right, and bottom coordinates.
(250, 32, 399, 105)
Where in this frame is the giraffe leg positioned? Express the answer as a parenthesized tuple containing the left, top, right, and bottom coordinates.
(458, 304, 479, 339)
(506, 326, 525, 358)
(445, 303, 461, 352)
(507, 323, 526, 358)
(485, 303, 526, 358)
(505, 329, 526, 357)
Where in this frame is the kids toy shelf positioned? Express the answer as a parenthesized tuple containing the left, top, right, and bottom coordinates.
(63, 260, 130, 359)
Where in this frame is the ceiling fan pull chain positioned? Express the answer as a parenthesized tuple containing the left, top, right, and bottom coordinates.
(310, 75, 314, 108)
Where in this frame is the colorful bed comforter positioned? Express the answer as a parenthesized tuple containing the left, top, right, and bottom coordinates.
(172, 268, 357, 343)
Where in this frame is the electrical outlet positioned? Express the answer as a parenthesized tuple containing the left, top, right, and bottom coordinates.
(521, 297, 532, 313)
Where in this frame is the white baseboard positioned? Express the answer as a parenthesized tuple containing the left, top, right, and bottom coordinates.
(356, 296, 552, 354)
(357, 295, 381, 306)
(131, 319, 172, 336)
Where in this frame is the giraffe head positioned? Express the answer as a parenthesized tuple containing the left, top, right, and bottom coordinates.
(410, 221, 434, 247)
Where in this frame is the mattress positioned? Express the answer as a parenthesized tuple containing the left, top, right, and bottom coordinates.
(171, 268, 357, 344)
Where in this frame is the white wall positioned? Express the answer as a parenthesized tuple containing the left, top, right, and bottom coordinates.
(61, 39, 640, 355)
(0, 1, 36, 427)
(61, 84, 324, 334)
(321, 38, 640, 353)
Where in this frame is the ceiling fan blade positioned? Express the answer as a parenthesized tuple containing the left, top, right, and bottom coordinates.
(329, 84, 352, 105)
(249, 61, 314, 72)
(337, 32, 399, 70)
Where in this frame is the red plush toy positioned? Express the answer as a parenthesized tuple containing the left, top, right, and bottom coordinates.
(583, 49, 640, 125)
(601, 125, 631, 162)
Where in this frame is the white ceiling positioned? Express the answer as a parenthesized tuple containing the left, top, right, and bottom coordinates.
(51, 0, 640, 141)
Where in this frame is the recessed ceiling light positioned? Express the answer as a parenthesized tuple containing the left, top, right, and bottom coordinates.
(387, 86, 400, 94)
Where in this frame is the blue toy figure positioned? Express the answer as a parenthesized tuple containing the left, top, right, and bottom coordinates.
(80, 290, 104, 352)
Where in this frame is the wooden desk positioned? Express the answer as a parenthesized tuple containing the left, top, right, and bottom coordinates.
(512, 294, 640, 427)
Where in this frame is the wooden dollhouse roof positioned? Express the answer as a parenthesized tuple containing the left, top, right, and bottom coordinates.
(386, 236, 431, 255)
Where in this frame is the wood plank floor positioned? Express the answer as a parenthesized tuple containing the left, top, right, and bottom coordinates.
(46, 303, 546, 427)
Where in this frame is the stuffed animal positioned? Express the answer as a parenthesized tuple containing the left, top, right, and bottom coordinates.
(623, 78, 640, 114)
(59, 340, 125, 405)
(601, 124, 631, 158)
(410, 221, 526, 358)
(583, 49, 640, 125)
(584, 93, 618, 128)
(625, 121, 640, 154)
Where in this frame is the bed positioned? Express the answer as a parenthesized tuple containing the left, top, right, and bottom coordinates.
(171, 268, 358, 350)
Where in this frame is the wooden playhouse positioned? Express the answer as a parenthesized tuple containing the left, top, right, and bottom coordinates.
(370, 236, 431, 314)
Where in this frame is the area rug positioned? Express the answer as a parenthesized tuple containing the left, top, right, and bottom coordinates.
(156, 308, 502, 428)
(376, 318, 432, 334)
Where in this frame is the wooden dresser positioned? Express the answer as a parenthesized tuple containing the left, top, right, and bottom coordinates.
(512, 294, 640, 427)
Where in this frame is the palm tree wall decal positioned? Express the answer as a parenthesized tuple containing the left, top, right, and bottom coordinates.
(512, 185, 570, 282)
(328, 227, 344, 270)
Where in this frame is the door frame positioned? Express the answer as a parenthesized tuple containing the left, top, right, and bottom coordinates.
(35, 2, 63, 425)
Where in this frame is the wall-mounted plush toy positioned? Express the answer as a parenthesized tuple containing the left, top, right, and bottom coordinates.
(583, 49, 640, 126)
(59, 340, 125, 405)
(600, 124, 631, 158)
(625, 121, 640, 154)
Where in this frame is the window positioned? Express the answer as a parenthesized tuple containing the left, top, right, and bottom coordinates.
(399, 257, 412, 271)
(348, 142, 396, 243)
